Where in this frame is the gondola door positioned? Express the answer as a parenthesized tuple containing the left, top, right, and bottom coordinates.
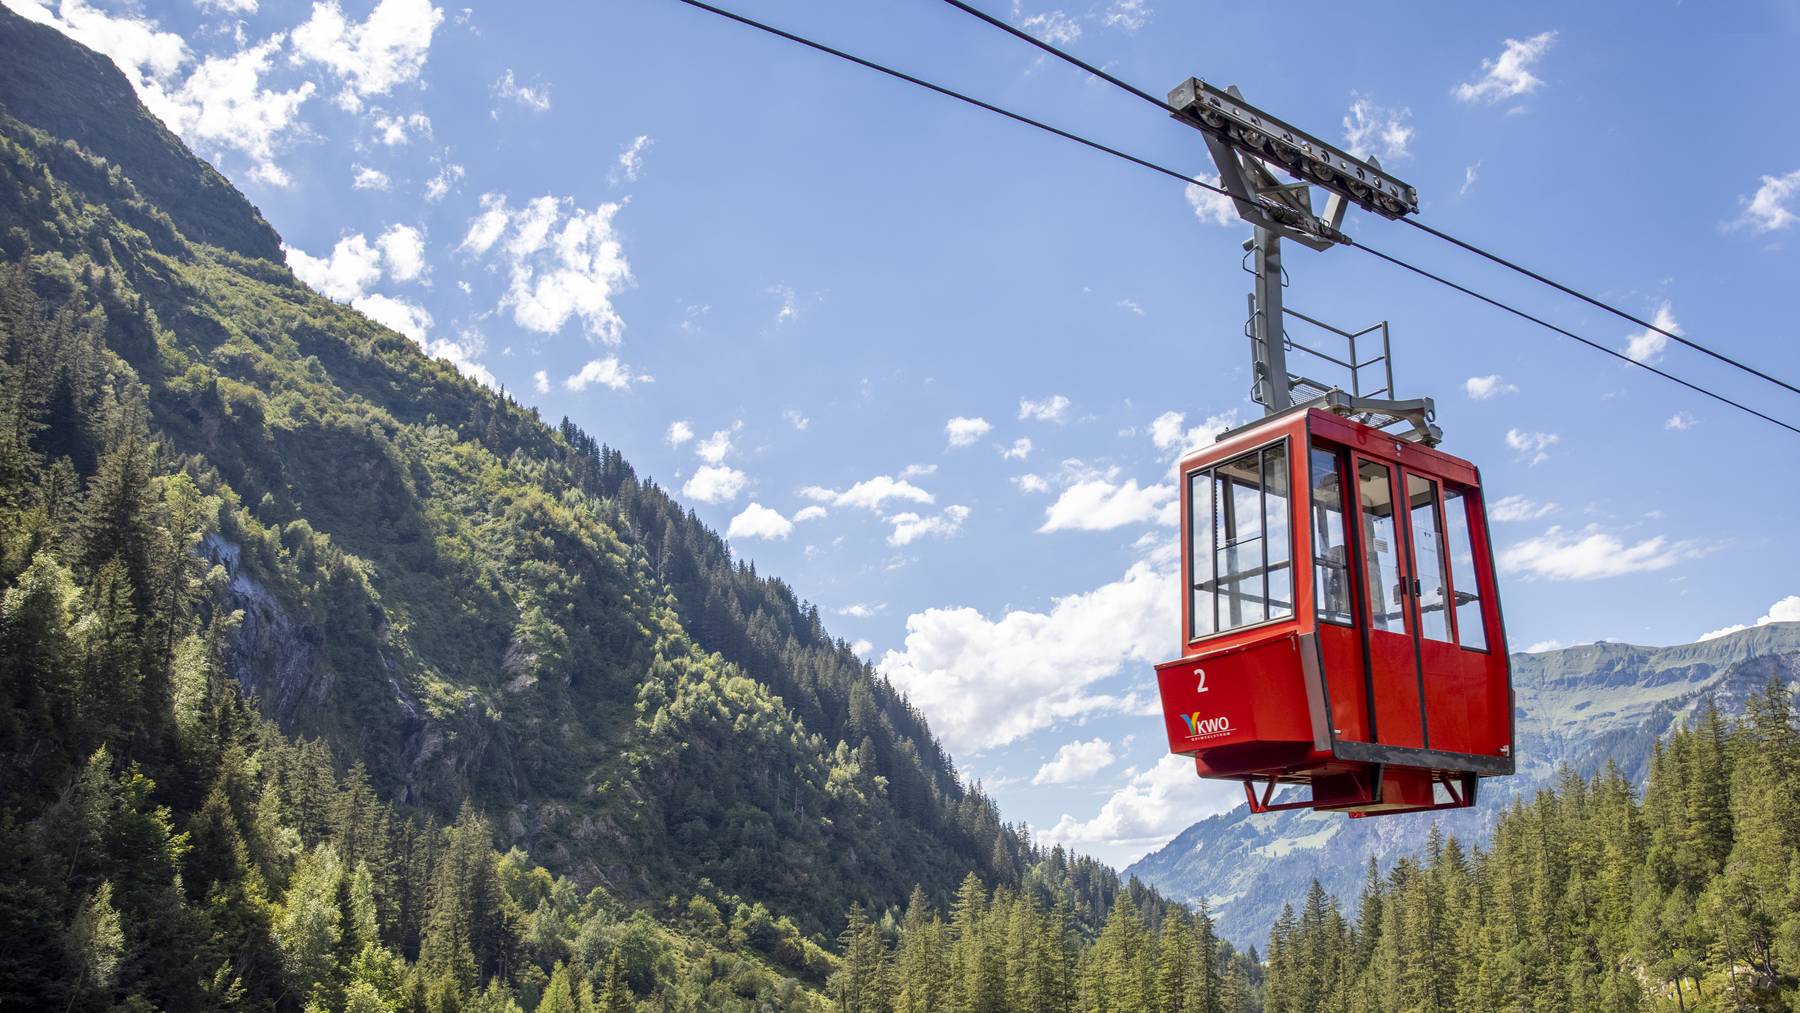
(1350, 455, 1427, 750)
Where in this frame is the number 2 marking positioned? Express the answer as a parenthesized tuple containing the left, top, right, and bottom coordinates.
(1195, 668, 1208, 693)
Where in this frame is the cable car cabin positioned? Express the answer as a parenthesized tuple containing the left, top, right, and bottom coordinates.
(1155, 407, 1513, 817)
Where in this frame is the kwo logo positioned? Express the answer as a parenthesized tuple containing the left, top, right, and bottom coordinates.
(1179, 713, 1233, 738)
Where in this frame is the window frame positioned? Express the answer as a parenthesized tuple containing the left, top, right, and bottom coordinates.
(1186, 437, 1296, 644)
(1439, 483, 1493, 655)
(1307, 442, 1356, 629)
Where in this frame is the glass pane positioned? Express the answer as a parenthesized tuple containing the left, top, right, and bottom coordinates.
(1262, 446, 1291, 620)
(1407, 474, 1452, 643)
(1309, 445, 1353, 624)
(1358, 461, 1406, 633)
(1444, 489, 1488, 651)
(1189, 470, 1215, 638)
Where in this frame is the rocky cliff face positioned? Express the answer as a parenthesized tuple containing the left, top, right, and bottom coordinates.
(1126, 623, 1800, 946)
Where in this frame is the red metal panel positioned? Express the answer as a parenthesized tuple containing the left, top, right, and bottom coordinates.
(1315, 623, 1370, 742)
(1156, 634, 1320, 762)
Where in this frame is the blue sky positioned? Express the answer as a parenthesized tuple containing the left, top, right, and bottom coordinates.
(15, 0, 1800, 867)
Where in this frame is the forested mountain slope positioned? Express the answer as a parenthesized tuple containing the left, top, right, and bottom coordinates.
(1129, 623, 1800, 948)
(0, 0, 1160, 988)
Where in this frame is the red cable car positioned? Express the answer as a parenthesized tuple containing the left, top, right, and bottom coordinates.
(1153, 405, 1513, 817)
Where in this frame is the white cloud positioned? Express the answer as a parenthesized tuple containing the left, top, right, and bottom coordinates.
(1039, 478, 1172, 533)
(285, 233, 384, 301)
(1488, 494, 1556, 522)
(423, 160, 464, 202)
(1019, 394, 1071, 423)
(887, 505, 970, 546)
(695, 425, 738, 465)
(1040, 755, 1241, 860)
(1014, 474, 1050, 494)
(1117, 298, 1145, 317)
(727, 503, 793, 541)
(1698, 596, 1800, 643)
(1499, 524, 1712, 581)
(665, 420, 694, 447)
(769, 285, 798, 324)
(1017, 8, 1079, 44)
(615, 134, 651, 182)
(801, 476, 934, 512)
(352, 165, 390, 190)
(1666, 412, 1697, 431)
(532, 370, 549, 394)
(460, 194, 633, 342)
(945, 416, 992, 448)
(836, 602, 885, 618)
(793, 505, 828, 523)
(783, 409, 810, 431)
(1623, 302, 1681, 365)
(1342, 95, 1413, 162)
(851, 639, 873, 657)
(1461, 161, 1481, 196)
(1505, 428, 1559, 465)
(196, 0, 258, 12)
(1186, 175, 1237, 227)
(372, 110, 430, 145)
(1100, 0, 1150, 31)
(418, 328, 494, 388)
(1733, 170, 1800, 233)
(1149, 409, 1238, 458)
(563, 356, 647, 392)
(1465, 374, 1518, 400)
(682, 465, 746, 504)
(1032, 738, 1116, 785)
(1453, 31, 1557, 105)
(354, 292, 430, 342)
(879, 560, 1173, 753)
(899, 463, 937, 480)
(375, 224, 425, 281)
(492, 68, 550, 112)
(1523, 640, 1564, 653)
(1001, 438, 1033, 461)
(292, 0, 444, 111)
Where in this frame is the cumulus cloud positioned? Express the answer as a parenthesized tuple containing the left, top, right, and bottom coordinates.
(423, 160, 464, 202)
(492, 68, 549, 112)
(878, 559, 1172, 753)
(354, 292, 430, 342)
(1623, 302, 1681, 364)
(837, 602, 885, 618)
(793, 505, 828, 523)
(888, 505, 971, 546)
(532, 370, 549, 394)
(417, 328, 494, 388)
(945, 416, 992, 448)
(1001, 438, 1033, 461)
(286, 233, 384, 301)
(615, 134, 652, 183)
(459, 193, 632, 342)
(682, 465, 746, 504)
(1019, 395, 1071, 423)
(1465, 374, 1518, 400)
(1698, 595, 1800, 643)
(1032, 738, 1117, 785)
(1040, 755, 1241, 860)
(1505, 428, 1559, 465)
(665, 420, 694, 447)
(1342, 95, 1414, 162)
(1665, 412, 1696, 431)
(727, 503, 793, 541)
(1039, 478, 1172, 533)
(1186, 174, 1237, 227)
(1499, 524, 1712, 581)
(1453, 31, 1557, 105)
(1488, 494, 1556, 522)
(1149, 409, 1238, 459)
(1733, 170, 1800, 233)
(562, 356, 648, 392)
(375, 224, 425, 281)
(695, 426, 738, 465)
(372, 109, 430, 145)
(783, 409, 810, 431)
(352, 165, 390, 190)
(291, 0, 444, 111)
(1015, 474, 1050, 494)
(800, 476, 934, 512)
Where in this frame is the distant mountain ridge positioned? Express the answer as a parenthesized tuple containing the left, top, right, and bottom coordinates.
(1126, 622, 1800, 947)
